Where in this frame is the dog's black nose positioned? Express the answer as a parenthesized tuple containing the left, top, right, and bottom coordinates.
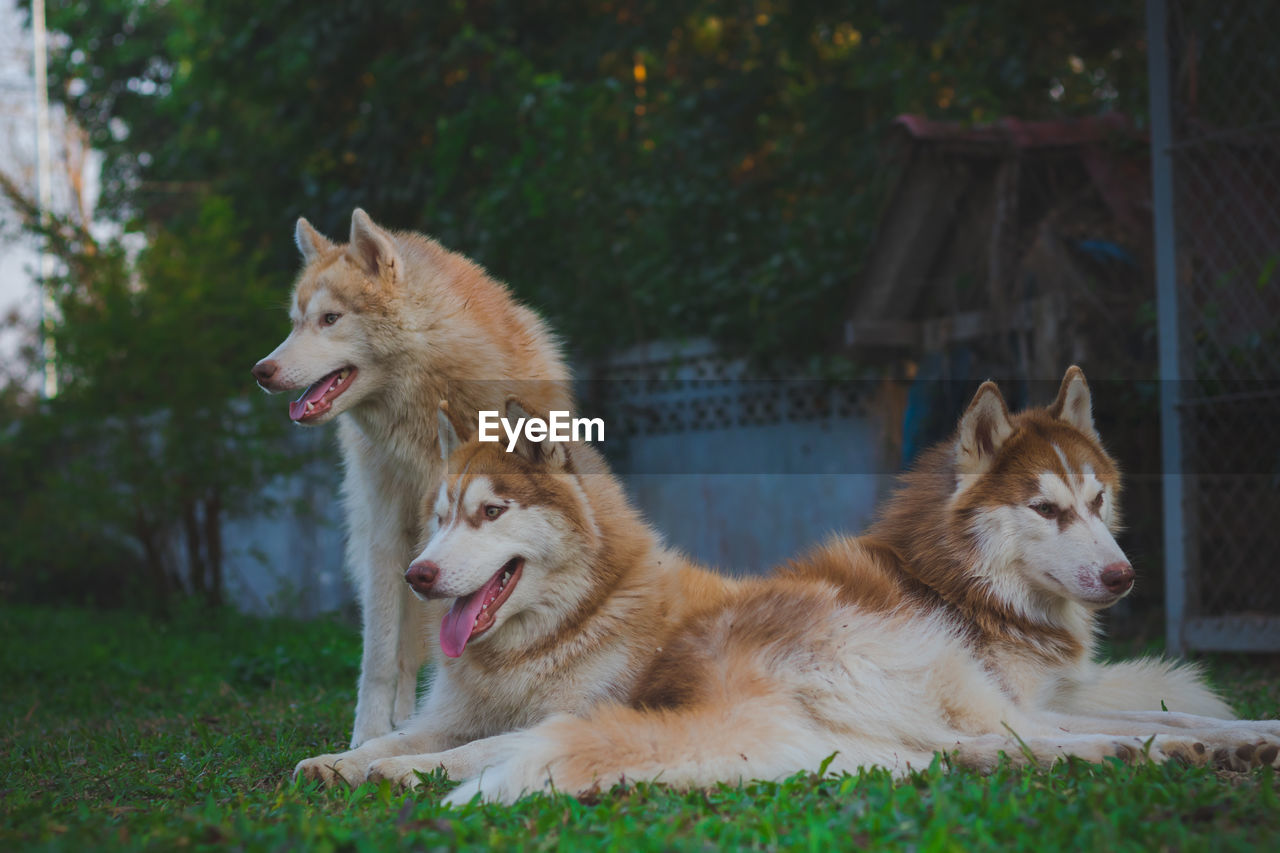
(405, 561, 440, 595)
(1100, 562, 1134, 594)
(252, 360, 278, 383)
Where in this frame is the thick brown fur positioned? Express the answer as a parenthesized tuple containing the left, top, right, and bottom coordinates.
(295, 381, 1275, 804)
(293, 413, 735, 787)
(845, 368, 1230, 716)
(255, 210, 573, 748)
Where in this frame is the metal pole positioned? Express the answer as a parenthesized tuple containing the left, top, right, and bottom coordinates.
(32, 0, 58, 398)
(1147, 0, 1186, 656)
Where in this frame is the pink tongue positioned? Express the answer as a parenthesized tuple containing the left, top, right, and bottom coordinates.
(439, 571, 504, 658)
(288, 373, 338, 421)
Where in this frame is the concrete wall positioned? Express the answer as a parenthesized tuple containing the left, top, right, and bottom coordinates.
(221, 431, 350, 618)
(619, 419, 892, 575)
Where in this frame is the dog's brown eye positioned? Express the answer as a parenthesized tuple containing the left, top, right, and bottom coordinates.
(484, 505, 505, 520)
(1090, 492, 1105, 513)
(322, 312, 341, 326)
(1032, 502, 1059, 519)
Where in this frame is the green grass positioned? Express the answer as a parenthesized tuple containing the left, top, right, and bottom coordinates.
(3, 605, 1280, 852)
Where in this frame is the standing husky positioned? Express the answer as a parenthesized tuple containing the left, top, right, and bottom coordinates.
(252, 210, 572, 748)
(294, 387, 1280, 805)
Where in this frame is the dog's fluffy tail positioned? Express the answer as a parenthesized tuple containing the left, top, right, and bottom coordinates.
(1057, 657, 1235, 719)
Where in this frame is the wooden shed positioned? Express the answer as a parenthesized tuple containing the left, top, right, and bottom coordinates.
(844, 113, 1153, 382)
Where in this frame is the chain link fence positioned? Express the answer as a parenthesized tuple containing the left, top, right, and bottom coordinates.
(1152, 0, 1280, 652)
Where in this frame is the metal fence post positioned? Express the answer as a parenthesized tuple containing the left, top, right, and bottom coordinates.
(1147, 0, 1187, 656)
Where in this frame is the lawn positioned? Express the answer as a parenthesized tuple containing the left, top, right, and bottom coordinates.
(3, 604, 1279, 852)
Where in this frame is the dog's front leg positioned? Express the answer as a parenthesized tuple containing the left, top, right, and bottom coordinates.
(296, 725, 457, 788)
(350, 538, 411, 748)
(343, 428, 427, 748)
(367, 731, 528, 791)
(951, 728, 1280, 773)
(392, 542, 437, 727)
(1040, 710, 1280, 740)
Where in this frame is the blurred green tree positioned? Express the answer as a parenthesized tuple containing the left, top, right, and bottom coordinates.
(2, 0, 1144, 607)
(0, 183, 302, 609)
(28, 0, 1145, 358)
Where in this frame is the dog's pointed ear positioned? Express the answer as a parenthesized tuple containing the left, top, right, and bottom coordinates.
(295, 217, 334, 264)
(437, 401, 466, 465)
(348, 208, 402, 283)
(955, 381, 1014, 481)
(504, 396, 570, 471)
(1049, 365, 1097, 440)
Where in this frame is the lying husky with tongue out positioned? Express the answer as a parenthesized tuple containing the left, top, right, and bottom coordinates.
(294, 398, 719, 786)
(295, 384, 1280, 804)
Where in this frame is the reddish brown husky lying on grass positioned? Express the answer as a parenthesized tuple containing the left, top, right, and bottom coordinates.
(296, 369, 1278, 804)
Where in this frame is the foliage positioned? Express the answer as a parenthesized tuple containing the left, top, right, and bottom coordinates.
(28, 0, 1146, 360)
(3, 604, 1280, 851)
(1, 0, 1148, 607)
(0, 192, 307, 609)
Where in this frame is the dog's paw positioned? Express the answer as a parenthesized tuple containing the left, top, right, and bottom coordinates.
(1209, 737, 1280, 772)
(1104, 737, 1149, 764)
(1145, 732, 1280, 771)
(293, 752, 369, 787)
(367, 757, 432, 790)
(1141, 735, 1211, 767)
